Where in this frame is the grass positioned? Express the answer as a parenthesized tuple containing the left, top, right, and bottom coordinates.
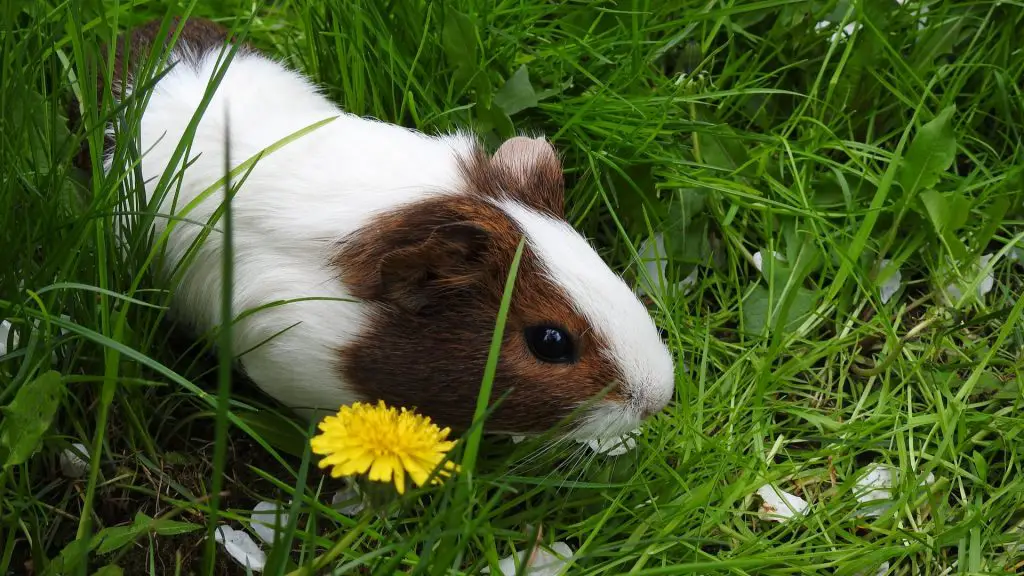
(2, 0, 1024, 574)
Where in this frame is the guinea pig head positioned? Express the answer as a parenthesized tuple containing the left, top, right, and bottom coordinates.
(333, 136, 675, 440)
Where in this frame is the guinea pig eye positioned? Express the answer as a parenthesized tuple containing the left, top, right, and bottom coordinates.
(524, 325, 576, 364)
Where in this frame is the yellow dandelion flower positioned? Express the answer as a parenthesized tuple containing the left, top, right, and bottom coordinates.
(310, 400, 459, 494)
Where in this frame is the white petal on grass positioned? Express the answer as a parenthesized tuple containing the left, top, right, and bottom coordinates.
(814, 20, 861, 42)
(482, 541, 574, 576)
(637, 234, 668, 297)
(251, 501, 290, 545)
(215, 525, 266, 573)
(511, 435, 526, 444)
(978, 253, 995, 297)
(853, 463, 937, 517)
(679, 266, 700, 291)
(945, 282, 964, 301)
(878, 259, 902, 304)
(578, 429, 639, 457)
(756, 484, 809, 521)
(0, 320, 18, 357)
(638, 234, 702, 298)
(1, 314, 71, 363)
(944, 253, 997, 302)
(60, 443, 90, 478)
(855, 561, 891, 576)
(854, 463, 896, 504)
(330, 482, 366, 517)
(752, 250, 784, 273)
(853, 463, 896, 517)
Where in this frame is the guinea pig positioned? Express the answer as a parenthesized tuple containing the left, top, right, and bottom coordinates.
(83, 17, 676, 440)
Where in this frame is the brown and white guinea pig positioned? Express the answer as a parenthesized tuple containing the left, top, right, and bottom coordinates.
(86, 17, 676, 440)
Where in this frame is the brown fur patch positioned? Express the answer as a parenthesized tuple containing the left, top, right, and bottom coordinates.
(70, 17, 247, 171)
(333, 188, 624, 434)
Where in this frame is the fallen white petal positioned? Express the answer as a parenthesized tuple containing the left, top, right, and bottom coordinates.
(854, 463, 895, 504)
(215, 525, 266, 573)
(752, 251, 764, 271)
(678, 266, 700, 293)
(878, 260, 902, 304)
(815, 20, 859, 42)
(483, 541, 574, 576)
(60, 443, 90, 478)
(1, 315, 72, 364)
(251, 501, 290, 545)
(638, 234, 669, 297)
(853, 463, 896, 517)
(0, 320, 18, 357)
(578, 429, 639, 457)
(978, 253, 994, 297)
(945, 282, 964, 301)
(511, 435, 526, 444)
(752, 250, 784, 273)
(331, 484, 366, 517)
(853, 464, 936, 517)
(830, 23, 859, 43)
(756, 484, 809, 521)
(944, 253, 997, 302)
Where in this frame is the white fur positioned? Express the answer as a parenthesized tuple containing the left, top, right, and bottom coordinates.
(498, 200, 676, 437)
(112, 48, 474, 413)
(114, 44, 674, 436)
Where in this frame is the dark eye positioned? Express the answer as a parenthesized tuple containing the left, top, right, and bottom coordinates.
(524, 325, 576, 364)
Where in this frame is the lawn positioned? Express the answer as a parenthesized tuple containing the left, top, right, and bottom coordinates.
(2, 0, 1023, 574)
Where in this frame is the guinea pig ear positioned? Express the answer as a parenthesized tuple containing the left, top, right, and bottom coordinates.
(376, 221, 491, 313)
(490, 136, 565, 217)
